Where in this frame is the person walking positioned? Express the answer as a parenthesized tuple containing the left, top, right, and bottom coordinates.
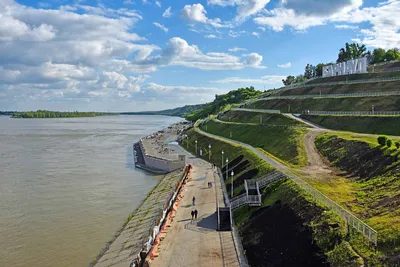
(192, 196, 196, 206)
(191, 210, 194, 221)
(194, 209, 198, 219)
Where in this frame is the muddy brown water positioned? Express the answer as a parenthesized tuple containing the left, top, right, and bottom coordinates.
(0, 115, 184, 267)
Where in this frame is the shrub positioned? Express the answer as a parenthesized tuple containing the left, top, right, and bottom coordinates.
(386, 139, 392, 148)
(396, 142, 400, 149)
(377, 136, 388, 146)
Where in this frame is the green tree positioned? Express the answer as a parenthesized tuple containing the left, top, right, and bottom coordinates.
(395, 142, 400, 149)
(387, 139, 393, 148)
(282, 76, 295, 86)
(384, 48, 400, 61)
(377, 136, 388, 146)
(337, 42, 367, 63)
(315, 63, 324, 77)
(371, 48, 386, 64)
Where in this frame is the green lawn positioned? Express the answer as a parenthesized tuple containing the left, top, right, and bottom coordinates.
(301, 115, 400, 136)
(314, 133, 400, 254)
(184, 128, 274, 197)
(219, 110, 307, 126)
(200, 119, 308, 167)
(252, 95, 400, 113)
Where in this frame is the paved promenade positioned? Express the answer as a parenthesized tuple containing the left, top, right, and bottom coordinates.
(150, 145, 239, 267)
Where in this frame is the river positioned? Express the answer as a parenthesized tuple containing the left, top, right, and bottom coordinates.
(0, 115, 184, 267)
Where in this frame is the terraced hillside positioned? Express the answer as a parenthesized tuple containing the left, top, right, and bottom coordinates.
(264, 71, 400, 97)
(219, 110, 306, 126)
(314, 133, 400, 261)
(300, 115, 400, 135)
(251, 95, 400, 113)
(200, 119, 307, 166)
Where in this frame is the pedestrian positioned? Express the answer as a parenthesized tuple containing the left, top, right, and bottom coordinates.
(209, 181, 212, 188)
(191, 210, 194, 221)
(192, 196, 196, 206)
(194, 209, 198, 219)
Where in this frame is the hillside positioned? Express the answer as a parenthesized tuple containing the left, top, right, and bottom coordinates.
(315, 133, 400, 262)
(186, 86, 264, 121)
(120, 103, 205, 117)
(251, 95, 400, 113)
(199, 119, 308, 166)
(219, 110, 307, 126)
(300, 115, 400, 135)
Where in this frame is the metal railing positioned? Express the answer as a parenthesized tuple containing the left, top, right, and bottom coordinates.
(304, 110, 400, 116)
(256, 172, 285, 189)
(286, 171, 378, 245)
(230, 194, 248, 210)
(259, 90, 400, 101)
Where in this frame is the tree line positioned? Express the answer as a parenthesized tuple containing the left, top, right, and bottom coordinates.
(12, 110, 115, 118)
(282, 42, 400, 86)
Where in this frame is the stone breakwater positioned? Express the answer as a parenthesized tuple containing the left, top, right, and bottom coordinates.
(134, 122, 191, 174)
(91, 166, 189, 267)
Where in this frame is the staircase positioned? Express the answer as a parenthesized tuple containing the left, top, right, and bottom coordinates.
(229, 171, 286, 210)
(217, 207, 232, 231)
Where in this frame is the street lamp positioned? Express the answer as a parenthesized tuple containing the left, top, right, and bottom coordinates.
(186, 135, 189, 149)
(221, 150, 224, 168)
(231, 170, 234, 198)
(208, 144, 211, 160)
(225, 158, 228, 181)
(372, 105, 375, 115)
(195, 140, 198, 154)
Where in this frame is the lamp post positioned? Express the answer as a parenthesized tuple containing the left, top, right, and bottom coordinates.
(221, 150, 224, 168)
(231, 170, 234, 198)
(372, 105, 375, 115)
(195, 140, 198, 154)
(186, 135, 189, 149)
(225, 158, 228, 181)
(208, 144, 211, 161)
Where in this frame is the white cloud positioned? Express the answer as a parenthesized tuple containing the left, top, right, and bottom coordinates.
(251, 32, 260, 38)
(181, 3, 226, 28)
(153, 22, 168, 33)
(146, 83, 220, 92)
(211, 75, 285, 84)
(254, 0, 400, 48)
(163, 7, 172, 18)
(228, 47, 247, 52)
(236, 0, 271, 21)
(205, 34, 218, 38)
(334, 24, 359, 29)
(155, 1, 161, 8)
(277, 62, 291, 68)
(207, 0, 271, 21)
(282, 0, 362, 16)
(135, 37, 265, 70)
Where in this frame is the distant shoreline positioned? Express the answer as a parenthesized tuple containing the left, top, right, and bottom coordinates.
(11, 110, 119, 119)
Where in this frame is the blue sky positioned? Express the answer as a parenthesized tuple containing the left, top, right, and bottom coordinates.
(0, 0, 399, 112)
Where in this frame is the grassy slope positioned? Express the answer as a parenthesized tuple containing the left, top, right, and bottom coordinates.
(315, 133, 400, 260)
(252, 96, 400, 113)
(219, 110, 307, 126)
(301, 115, 400, 136)
(235, 179, 364, 267)
(184, 128, 274, 196)
(199, 119, 308, 167)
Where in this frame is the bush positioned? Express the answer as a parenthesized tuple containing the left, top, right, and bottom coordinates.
(387, 139, 393, 148)
(377, 136, 388, 146)
(396, 142, 400, 149)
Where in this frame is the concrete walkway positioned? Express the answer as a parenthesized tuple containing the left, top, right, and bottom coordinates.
(150, 145, 239, 267)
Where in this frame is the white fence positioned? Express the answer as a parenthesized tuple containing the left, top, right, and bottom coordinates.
(285, 172, 378, 245)
(304, 110, 400, 116)
(259, 90, 400, 100)
(232, 107, 281, 114)
(257, 172, 286, 189)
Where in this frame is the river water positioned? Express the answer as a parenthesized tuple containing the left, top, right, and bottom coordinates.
(0, 115, 184, 267)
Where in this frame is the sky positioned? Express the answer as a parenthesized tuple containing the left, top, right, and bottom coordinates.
(0, 0, 399, 112)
